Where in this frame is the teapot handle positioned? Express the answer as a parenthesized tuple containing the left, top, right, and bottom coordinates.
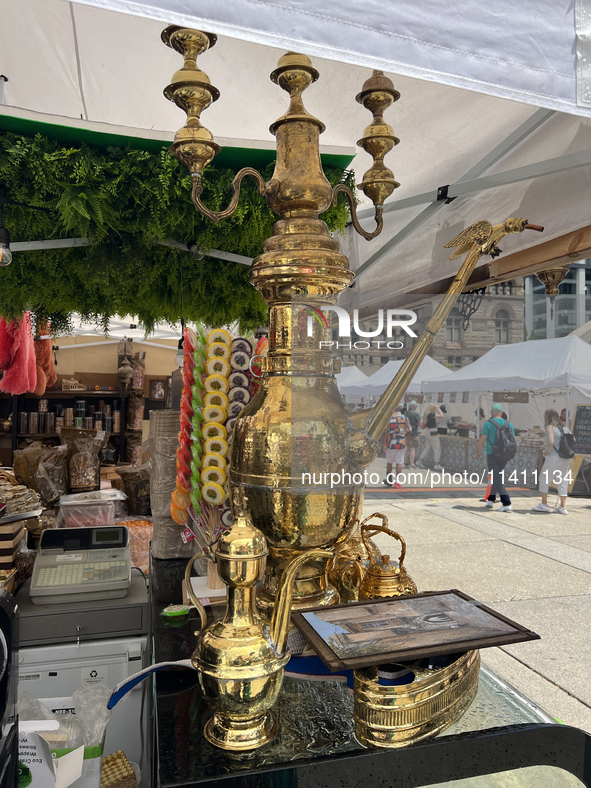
(184, 551, 209, 631)
(341, 559, 364, 594)
(360, 513, 407, 567)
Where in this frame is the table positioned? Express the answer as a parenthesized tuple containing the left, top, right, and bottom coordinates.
(150, 557, 591, 788)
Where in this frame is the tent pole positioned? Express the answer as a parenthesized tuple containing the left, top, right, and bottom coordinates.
(476, 393, 480, 438)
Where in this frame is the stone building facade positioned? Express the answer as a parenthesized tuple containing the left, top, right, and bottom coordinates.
(338, 279, 525, 374)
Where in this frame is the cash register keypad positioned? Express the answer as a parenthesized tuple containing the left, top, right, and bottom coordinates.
(36, 561, 128, 586)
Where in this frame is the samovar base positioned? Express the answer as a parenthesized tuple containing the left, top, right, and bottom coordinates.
(256, 584, 340, 620)
(204, 710, 279, 751)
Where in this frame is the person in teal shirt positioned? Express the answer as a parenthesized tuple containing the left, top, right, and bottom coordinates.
(475, 403, 515, 512)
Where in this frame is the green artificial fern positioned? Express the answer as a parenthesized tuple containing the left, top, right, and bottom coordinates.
(0, 132, 354, 332)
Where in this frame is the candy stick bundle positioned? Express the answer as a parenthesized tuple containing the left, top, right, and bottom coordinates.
(170, 326, 262, 551)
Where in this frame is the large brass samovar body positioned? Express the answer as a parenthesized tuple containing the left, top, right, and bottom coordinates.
(232, 137, 360, 611)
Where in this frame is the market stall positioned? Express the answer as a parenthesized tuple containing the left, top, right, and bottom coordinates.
(422, 336, 591, 429)
(417, 336, 591, 478)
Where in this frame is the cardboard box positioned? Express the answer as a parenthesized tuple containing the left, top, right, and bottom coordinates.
(99, 467, 123, 492)
(0, 566, 17, 594)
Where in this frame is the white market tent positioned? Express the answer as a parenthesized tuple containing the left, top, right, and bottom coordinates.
(421, 336, 591, 432)
(1, 0, 591, 311)
(335, 365, 368, 389)
(342, 356, 451, 398)
(422, 336, 591, 393)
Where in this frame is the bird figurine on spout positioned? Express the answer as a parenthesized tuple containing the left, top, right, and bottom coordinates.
(445, 217, 544, 261)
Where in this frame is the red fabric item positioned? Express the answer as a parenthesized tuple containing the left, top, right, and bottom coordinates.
(33, 322, 57, 396)
(0, 312, 37, 395)
(0, 316, 11, 369)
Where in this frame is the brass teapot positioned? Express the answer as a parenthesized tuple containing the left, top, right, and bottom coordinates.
(329, 516, 382, 601)
(185, 515, 332, 751)
(358, 514, 417, 601)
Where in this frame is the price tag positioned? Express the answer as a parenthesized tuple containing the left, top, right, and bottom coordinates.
(181, 526, 197, 544)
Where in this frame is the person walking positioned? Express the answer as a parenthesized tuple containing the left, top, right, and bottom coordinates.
(475, 403, 516, 512)
(532, 409, 574, 515)
(405, 400, 421, 468)
(416, 403, 444, 470)
(383, 408, 411, 489)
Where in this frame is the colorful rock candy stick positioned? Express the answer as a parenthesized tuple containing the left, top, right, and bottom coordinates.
(170, 326, 202, 525)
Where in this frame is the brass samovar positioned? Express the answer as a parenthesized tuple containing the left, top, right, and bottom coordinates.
(162, 27, 542, 616)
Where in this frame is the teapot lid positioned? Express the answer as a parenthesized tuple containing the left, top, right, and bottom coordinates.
(369, 554, 400, 577)
(216, 514, 268, 560)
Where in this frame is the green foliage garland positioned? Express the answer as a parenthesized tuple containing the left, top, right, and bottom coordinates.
(0, 132, 354, 333)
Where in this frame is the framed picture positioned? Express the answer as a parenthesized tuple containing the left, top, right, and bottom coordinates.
(149, 379, 167, 401)
(291, 589, 540, 672)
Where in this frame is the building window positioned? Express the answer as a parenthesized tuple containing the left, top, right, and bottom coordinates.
(495, 309, 510, 344)
(446, 309, 461, 343)
(447, 356, 462, 369)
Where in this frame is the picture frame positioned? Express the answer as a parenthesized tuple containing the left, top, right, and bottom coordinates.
(291, 589, 540, 673)
(149, 379, 167, 401)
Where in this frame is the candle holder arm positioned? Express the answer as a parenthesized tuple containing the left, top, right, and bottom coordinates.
(331, 183, 384, 241)
(191, 167, 266, 223)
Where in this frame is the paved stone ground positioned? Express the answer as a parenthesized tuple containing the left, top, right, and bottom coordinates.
(359, 487, 591, 787)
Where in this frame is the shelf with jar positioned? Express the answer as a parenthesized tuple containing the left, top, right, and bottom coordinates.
(8, 390, 127, 465)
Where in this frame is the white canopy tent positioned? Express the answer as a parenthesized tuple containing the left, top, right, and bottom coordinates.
(421, 336, 591, 432)
(422, 337, 591, 393)
(335, 365, 368, 389)
(1, 0, 591, 307)
(342, 356, 451, 398)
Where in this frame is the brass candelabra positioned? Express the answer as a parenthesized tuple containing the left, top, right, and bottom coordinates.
(163, 27, 400, 616)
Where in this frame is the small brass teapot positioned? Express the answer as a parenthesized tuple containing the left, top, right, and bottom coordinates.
(185, 514, 332, 751)
(358, 514, 417, 601)
(329, 516, 382, 601)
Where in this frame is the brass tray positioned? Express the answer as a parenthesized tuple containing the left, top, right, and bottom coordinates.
(354, 649, 481, 748)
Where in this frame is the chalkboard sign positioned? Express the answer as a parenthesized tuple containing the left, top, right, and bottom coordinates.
(572, 405, 591, 455)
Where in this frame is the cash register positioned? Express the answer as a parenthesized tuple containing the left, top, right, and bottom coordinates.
(30, 526, 131, 605)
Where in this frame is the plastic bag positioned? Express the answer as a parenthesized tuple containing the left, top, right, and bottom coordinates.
(60, 428, 110, 493)
(13, 442, 59, 505)
(117, 464, 150, 515)
(72, 682, 111, 746)
(18, 689, 55, 721)
(18, 689, 85, 749)
(32, 461, 59, 507)
(15, 542, 36, 583)
(41, 443, 69, 496)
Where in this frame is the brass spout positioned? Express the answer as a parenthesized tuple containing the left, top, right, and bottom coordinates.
(348, 217, 543, 464)
(270, 549, 334, 655)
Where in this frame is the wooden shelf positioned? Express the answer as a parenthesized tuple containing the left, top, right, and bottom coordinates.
(17, 433, 60, 438)
(25, 390, 123, 398)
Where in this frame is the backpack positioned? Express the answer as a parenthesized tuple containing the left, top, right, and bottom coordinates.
(486, 419, 517, 464)
(557, 427, 576, 459)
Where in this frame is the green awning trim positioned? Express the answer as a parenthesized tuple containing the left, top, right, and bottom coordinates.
(0, 112, 354, 170)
